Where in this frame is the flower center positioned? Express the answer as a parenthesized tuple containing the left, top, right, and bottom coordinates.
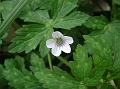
(55, 37, 64, 46)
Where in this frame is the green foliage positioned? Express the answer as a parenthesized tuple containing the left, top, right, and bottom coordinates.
(20, 10, 50, 24)
(114, 0, 120, 5)
(0, 0, 120, 89)
(3, 56, 45, 89)
(83, 21, 120, 86)
(0, 0, 28, 38)
(9, 24, 53, 53)
(84, 16, 108, 30)
(69, 44, 92, 81)
(54, 11, 89, 29)
(30, 53, 87, 89)
(3, 0, 89, 57)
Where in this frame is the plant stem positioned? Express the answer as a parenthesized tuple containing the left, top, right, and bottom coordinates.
(48, 54, 53, 71)
(57, 56, 69, 66)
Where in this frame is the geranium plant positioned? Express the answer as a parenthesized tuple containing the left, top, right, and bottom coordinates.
(0, 0, 120, 89)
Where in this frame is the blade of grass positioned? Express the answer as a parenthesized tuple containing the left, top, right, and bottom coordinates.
(0, 0, 28, 38)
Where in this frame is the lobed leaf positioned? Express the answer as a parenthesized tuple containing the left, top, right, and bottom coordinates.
(30, 53, 87, 89)
(69, 44, 92, 81)
(3, 58, 44, 89)
(54, 11, 89, 29)
(9, 24, 53, 53)
(20, 10, 50, 24)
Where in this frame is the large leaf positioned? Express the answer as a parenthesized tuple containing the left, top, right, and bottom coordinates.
(69, 44, 92, 81)
(54, 11, 89, 29)
(9, 24, 53, 53)
(83, 21, 120, 86)
(102, 21, 120, 69)
(84, 35, 112, 66)
(3, 57, 44, 89)
(30, 53, 87, 89)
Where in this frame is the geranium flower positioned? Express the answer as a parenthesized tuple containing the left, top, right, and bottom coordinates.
(46, 31, 73, 56)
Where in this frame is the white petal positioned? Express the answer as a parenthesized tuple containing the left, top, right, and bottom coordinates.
(61, 43, 71, 53)
(46, 39, 55, 48)
(63, 36, 73, 44)
(52, 46, 61, 56)
(52, 31, 63, 38)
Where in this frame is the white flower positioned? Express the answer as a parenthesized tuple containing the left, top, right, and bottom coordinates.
(46, 31, 73, 56)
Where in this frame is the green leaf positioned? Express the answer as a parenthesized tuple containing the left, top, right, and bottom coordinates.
(30, 0, 50, 10)
(54, 11, 89, 29)
(30, 53, 87, 89)
(84, 16, 108, 30)
(84, 54, 105, 86)
(39, 38, 49, 58)
(85, 68, 105, 86)
(83, 21, 120, 86)
(52, 0, 78, 19)
(0, 0, 28, 38)
(39, 27, 53, 57)
(114, 0, 120, 5)
(69, 44, 92, 81)
(14, 56, 25, 70)
(9, 24, 53, 53)
(102, 21, 120, 69)
(3, 58, 44, 89)
(20, 10, 50, 24)
(0, 65, 8, 89)
(0, 39, 1, 47)
(0, 0, 17, 19)
(101, 83, 113, 89)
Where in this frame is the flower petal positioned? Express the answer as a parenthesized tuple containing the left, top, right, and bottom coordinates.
(46, 39, 55, 48)
(61, 44, 71, 53)
(52, 31, 63, 38)
(52, 46, 61, 56)
(64, 36, 73, 44)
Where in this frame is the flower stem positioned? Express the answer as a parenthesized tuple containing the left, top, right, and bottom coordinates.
(57, 56, 69, 66)
(48, 54, 53, 71)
